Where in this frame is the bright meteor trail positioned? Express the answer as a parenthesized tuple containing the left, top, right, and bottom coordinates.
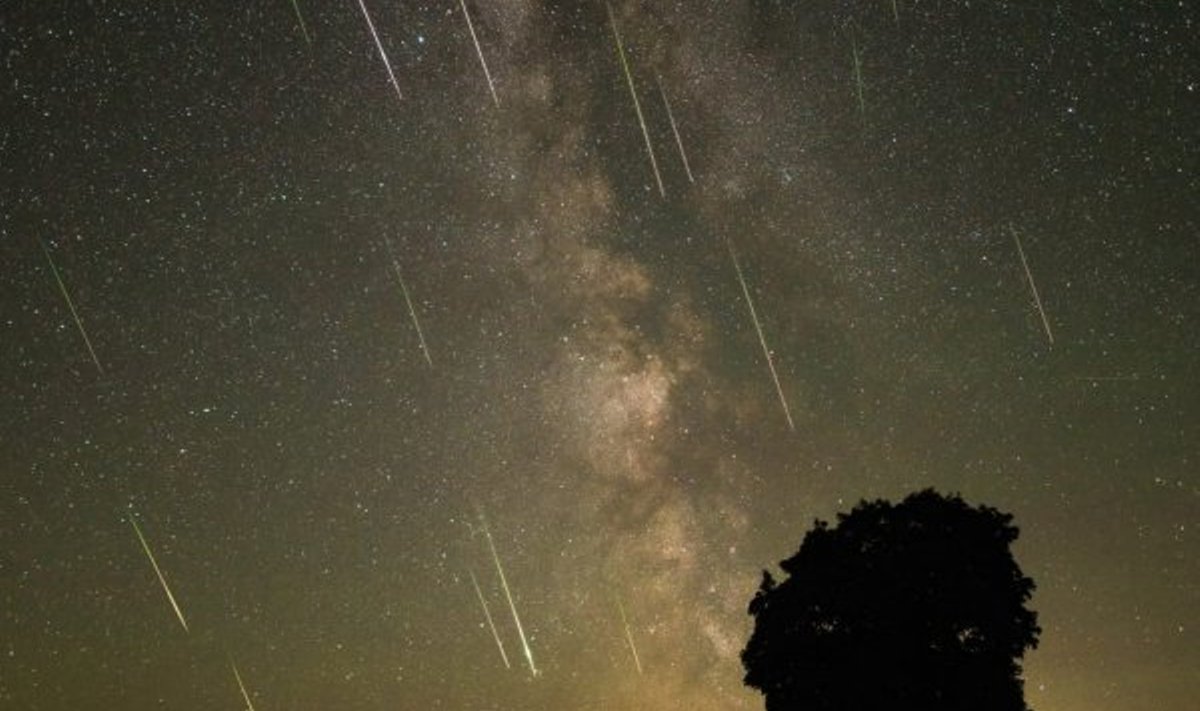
(615, 595, 643, 675)
(38, 238, 103, 374)
(469, 568, 511, 669)
(727, 238, 796, 432)
(606, 2, 664, 198)
(356, 0, 403, 103)
(128, 516, 189, 633)
(481, 518, 538, 677)
(657, 76, 695, 183)
(230, 658, 258, 711)
(383, 236, 433, 367)
(1010, 224, 1054, 347)
(459, 0, 499, 107)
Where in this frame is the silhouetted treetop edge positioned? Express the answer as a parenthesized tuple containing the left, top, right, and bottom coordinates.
(742, 488, 1040, 711)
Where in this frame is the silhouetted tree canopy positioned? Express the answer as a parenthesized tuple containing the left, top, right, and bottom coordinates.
(742, 489, 1040, 711)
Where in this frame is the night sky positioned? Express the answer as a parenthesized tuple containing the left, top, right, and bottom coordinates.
(1, 2, 1196, 710)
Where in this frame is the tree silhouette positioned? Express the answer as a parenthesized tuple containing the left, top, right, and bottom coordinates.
(742, 489, 1040, 711)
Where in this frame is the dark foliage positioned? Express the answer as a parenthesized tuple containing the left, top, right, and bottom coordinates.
(742, 490, 1040, 711)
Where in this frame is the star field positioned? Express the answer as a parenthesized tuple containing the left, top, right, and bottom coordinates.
(1, 2, 1196, 710)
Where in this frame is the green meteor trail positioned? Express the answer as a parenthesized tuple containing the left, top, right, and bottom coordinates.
(728, 238, 795, 432)
(129, 516, 189, 633)
(481, 516, 538, 677)
(657, 75, 695, 184)
(289, 0, 312, 45)
(460, 0, 499, 107)
(851, 36, 867, 120)
(616, 594, 643, 674)
(469, 568, 511, 669)
(606, 2, 665, 198)
(1010, 224, 1055, 347)
(382, 235, 434, 367)
(230, 658, 258, 711)
(356, 0, 403, 103)
(38, 238, 103, 374)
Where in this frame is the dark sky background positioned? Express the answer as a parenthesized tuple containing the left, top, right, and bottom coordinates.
(1, 1, 1196, 709)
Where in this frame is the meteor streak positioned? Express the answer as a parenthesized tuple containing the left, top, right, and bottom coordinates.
(38, 238, 103, 374)
(382, 236, 433, 367)
(469, 568, 511, 669)
(656, 76, 694, 183)
(606, 2, 665, 198)
(727, 239, 795, 431)
(851, 37, 866, 119)
(1010, 224, 1054, 347)
(356, 0, 403, 103)
(459, 0, 499, 107)
(230, 658, 258, 711)
(481, 518, 538, 676)
(615, 595, 643, 674)
(129, 516, 189, 633)
(288, 0, 312, 45)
